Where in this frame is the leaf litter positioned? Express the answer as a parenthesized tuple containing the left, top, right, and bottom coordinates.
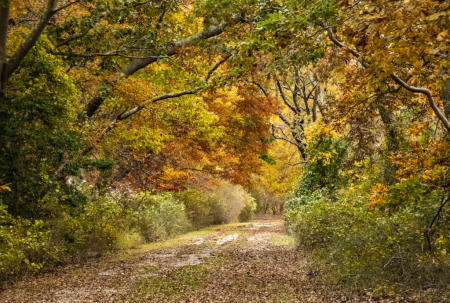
(1, 219, 400, 302)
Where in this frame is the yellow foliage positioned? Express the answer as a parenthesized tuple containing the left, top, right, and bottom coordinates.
(367, 184, 389, 211)
(304, 121, 341, 144)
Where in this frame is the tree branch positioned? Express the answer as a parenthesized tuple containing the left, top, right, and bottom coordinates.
(327, 27, 450, 134)
(56, 27, 91, 48)
(53, 0, 80, 14)
(278, 110, 291, 127)
(277, 81, 298, 114)
(3, 0, 58, 83)
(251, 81, 270, 97)
(390, 74, 450, 134)
(326, 28, 360, 58)
(285, 161, 307, 166)
(51, 51, 170, 60)
(81, 55, 230, 155)
(79, 22, 228, 121)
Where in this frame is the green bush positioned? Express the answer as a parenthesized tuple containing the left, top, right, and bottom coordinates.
(286, 131, 450, 296)
(238, 204, 254, 222)
(286, 177, 450, 295)
(128, 193, 191, 242)
(0, 185, 255, 281)
(175, 190, 225, 230)
(60, 195, 123, 259)
(0, 190, 194, 280)
(294, 135, 347, 198)
(214, 182, 256, 223)
(0, 201, 50, 280)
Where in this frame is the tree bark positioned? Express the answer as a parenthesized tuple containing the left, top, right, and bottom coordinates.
(441, 78, 450, 119)
(0, 1, 11, 104)
(377, 101, 399, 185)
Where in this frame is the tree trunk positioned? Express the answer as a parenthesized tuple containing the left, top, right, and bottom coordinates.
(0, 1, 10, 106)
(377, 100, 399, 185)
(441, 78, 450, 120)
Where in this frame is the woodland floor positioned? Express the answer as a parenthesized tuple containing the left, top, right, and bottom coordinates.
(1, 216, 400, 303)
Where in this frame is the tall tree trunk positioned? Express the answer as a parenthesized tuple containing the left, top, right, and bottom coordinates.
(377, 100, 399, 185)
(0, 1, 10, 105)
(441, 77, 450, 120)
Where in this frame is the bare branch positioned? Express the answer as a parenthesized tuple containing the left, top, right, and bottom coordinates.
(205, 54, 231, 81)
(277, 81, 298, 114)
(53, 0, 80, 14)
(250, 81, 270, 97)
(273, 134, 297, 146)
(284, 161, 307, 166)
(390, 74, 450, 134)
(278, 110, 291, 127)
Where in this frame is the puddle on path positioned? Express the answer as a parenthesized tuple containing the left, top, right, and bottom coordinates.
(216, 234, 239, 245)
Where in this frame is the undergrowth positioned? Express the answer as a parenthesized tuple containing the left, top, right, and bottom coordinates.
(285, 123, 450, 300)
(0, 184, 254, 281)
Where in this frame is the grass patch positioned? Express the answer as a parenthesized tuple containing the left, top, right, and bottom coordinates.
(144, 266, 159, 273)
(226, 230, 245, 235)
(271, 235, 296, 247)
(132, 256, 223, 300)
(184, 230, 213, 237)
(204, 222, 251, 230)
(111, 230, 213, 263)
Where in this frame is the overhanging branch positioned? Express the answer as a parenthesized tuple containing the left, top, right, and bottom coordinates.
(326, 27, 450, 134)
(81, 55, 230, 156)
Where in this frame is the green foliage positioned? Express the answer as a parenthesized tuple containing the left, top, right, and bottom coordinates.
(238, 193, 256, 222)
(286, 172, 450, 294)
(175, 190, 225, 230)
(127, 193, 191, 242)
(238, 204, 254, 222)
(0, 190, 195, 280)
(258, 151, 277, 165)
(294, 136, 347, 198)
(0, 200, 49, 280)
(61, 195, 123, 256)
(0, 33, 83, 216)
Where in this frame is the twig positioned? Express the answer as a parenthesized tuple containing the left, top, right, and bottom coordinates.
(284, 161, 307, 166)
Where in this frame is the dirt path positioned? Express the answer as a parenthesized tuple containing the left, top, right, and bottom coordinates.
(1, 218, 370, 303)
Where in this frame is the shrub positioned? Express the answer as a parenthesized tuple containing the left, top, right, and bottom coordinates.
(175, 190, 225, 230)
(60, 195, 123, 259)
(214, 181, 255, 223)
(128, 193, 191, 242)
(250, 187, 285, 215)
(0, 201, 50, 280)
(286, 175, 450, 296)
(116, 230, 145, 250)
(238, 204, 254, 222)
